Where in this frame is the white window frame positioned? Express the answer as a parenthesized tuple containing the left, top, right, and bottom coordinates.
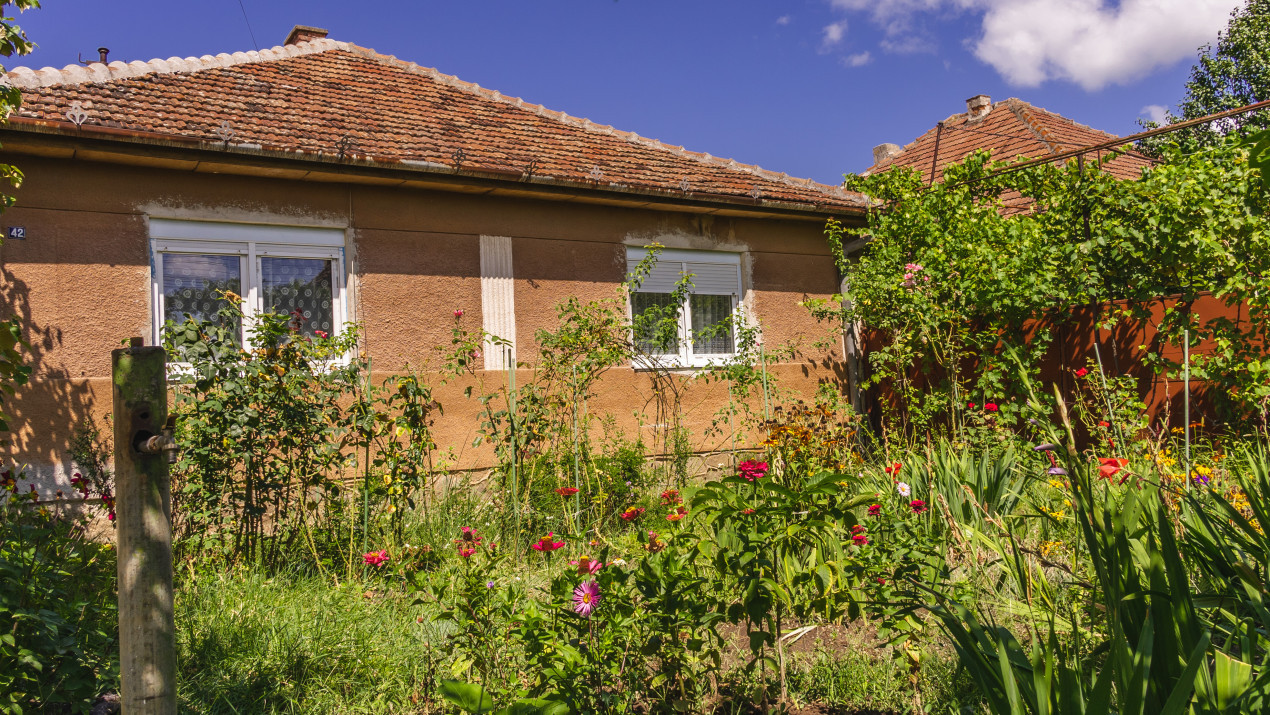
(625, 246, 744, 369)
(149, 219, 349, 351)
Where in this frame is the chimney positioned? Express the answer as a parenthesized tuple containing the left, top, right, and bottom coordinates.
(966, 94, 992, 119)
(872, 143, 902, 165)
(285, 25, 329, 45)
(97, 47, 109, 63)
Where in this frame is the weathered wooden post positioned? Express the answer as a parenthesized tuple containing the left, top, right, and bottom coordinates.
(112, 337, 177, 714)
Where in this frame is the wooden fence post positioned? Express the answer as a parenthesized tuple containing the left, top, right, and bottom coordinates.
(112, 337, 176, 715)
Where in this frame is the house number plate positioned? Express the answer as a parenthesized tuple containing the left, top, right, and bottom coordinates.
(6, 226, 25, 240)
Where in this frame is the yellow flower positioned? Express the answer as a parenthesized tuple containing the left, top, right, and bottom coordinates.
(1048, 479, 1065, 490)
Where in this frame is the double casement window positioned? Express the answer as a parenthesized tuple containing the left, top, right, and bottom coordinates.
(150, 219, 348, 346)
(626, 247, 743, 368)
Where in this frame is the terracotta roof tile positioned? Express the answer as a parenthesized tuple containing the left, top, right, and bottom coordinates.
(7, 38, 863, 212)
(867, 98, 1152, 183)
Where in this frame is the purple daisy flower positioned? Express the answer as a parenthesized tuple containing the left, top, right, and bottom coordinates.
(573, 580, 602, 618)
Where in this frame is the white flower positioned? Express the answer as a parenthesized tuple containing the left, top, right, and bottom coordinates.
(610, 558, 627, 566)
(897, 482, 911, 497)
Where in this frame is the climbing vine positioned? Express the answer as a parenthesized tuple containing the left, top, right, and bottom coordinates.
(809, 135, 1270, 437)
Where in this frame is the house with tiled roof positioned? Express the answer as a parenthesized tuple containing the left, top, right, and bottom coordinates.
(864, 94, 1152, 211)
(0, 26, 865, 482)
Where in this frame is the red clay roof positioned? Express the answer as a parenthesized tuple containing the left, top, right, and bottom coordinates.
(866, 97, 1153, 184)
(5, 38, 864, 213)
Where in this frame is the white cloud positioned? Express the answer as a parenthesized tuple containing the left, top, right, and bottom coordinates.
(776, 15, 792, 25)
(828, 0, 1242, 90)
(1141, 104, 1169, 124)
(842, 51, 873, 67)
(821, 21, 848, 52)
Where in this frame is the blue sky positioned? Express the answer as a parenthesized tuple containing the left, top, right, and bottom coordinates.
(10, 0, 1245, 184)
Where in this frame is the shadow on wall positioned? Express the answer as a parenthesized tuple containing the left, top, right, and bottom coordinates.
(1, 263, 97, 490)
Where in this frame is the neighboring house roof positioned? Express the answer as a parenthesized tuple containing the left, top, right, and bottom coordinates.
(865, 95, 1153, 185)
(3, 32, 865, 216)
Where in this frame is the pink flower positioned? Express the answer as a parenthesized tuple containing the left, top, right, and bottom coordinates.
(851, 534, 869, 547)
(738, 460, 769, 482)
(314, 330, 329, 339)
(573, 580, 602, 617)
(363, 550, 390, 566)
(531, 532, 564, 552)
(571, 555, 603, 575)
(666, 505, 689, 522)
(458, 547, 476, 559)
(910, 499, 928, 515)
(660, 489, 682, 506)
(867, 504, 881, 517)
(619, 506, 645, 522)
(454, 309, 464, 318)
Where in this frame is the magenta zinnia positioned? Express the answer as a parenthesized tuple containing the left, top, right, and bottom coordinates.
(738, 459, 769, 482)
(363, 549, 390, 566)
(573, 580, 602, 617)
(531, 532, 564, 552)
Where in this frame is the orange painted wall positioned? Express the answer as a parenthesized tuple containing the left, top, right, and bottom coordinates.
(0, 156, 849, 486)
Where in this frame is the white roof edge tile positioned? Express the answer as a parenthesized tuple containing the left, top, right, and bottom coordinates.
(5, 38, 351, 88)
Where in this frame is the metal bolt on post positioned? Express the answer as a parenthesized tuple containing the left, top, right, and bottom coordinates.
(112, 337, 177, 715)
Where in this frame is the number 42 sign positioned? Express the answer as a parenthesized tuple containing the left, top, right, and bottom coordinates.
(5, 226, 24, 240)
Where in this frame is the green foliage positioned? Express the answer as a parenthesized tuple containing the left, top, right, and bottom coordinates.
(816, 136, 1270, 436)
(164, 298, 369, 569)
(1, 471, 118, 714)
(1144, 0, 1270, 149)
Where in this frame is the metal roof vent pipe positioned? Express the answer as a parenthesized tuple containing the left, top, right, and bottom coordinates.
(966, 94, 992, 119)
(98, 47, 109, 63)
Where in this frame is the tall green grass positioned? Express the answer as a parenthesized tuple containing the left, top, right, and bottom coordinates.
(176, 570, 448, 714)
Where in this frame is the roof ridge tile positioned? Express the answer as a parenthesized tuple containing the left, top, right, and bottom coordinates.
(5, 37, 350, 88)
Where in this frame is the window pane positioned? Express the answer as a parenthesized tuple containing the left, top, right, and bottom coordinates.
(162, 253, 242, 339)
(691, 294, 735, 355)
(631, 291, 680, 355)
(261, 257, 335, 338)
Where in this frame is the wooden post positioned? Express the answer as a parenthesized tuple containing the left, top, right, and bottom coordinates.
(112, 337, 176, 715)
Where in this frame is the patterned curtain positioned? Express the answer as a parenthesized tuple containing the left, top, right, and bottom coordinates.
(162, 253, 242, 340)
(690, 294, 735, 354)
(631, 292, 680, 355)
(261, 257, 335, 338)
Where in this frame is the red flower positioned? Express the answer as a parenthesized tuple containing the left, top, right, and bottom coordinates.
(883, 462, 902, 476)
(867, 504, 881, 517)
(458, 547, 476, 559)
(741, 508, 756, 515)
(876, 577, 886, 585)
(532, 532, 564, 552)
(851, 524, 867, 534)
(454, 309, 464, 318)
(619, 506, 645, 522)
(738, 460, 769, 482)
(1098, 420, 1111, 428)
(851, 534, 869, 547)
(910, 499, 928, 515)
(363, 549, 390, 566)
(660, 489, 682, 506)
(967, 402, 977, 409)
(555, 487, 579, 497)
(984, 402, 999, 412)
(1097, 458, 1129, 480)
(666, 505, 689, 522)
(1075, 368, 1088, 377)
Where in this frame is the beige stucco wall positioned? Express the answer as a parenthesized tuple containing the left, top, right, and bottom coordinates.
(0, 155, 848, 491)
